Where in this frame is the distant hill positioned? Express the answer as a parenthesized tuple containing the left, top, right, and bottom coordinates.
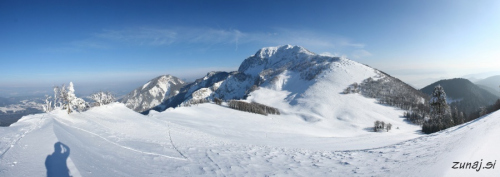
(477, 84, 500, 97)
(475, 75, 500, 96)
(420, 78, 499, 114)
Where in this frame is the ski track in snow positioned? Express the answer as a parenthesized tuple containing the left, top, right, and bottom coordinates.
(54, 118, 188, 161)
(166, 123, 188, 160)
(205, 149, 226, 177)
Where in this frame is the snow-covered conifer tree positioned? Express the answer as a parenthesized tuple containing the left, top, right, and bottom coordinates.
(67, 82, 76, 103)
(59, 82, 87, 114)
(53, 86, 60, 108)
(64, 82, 76, 114)
(423, 85, 453, 133)
(429, 85, 451, 119)
(59, 84, 68, 109)
(43, 95, 52, 112)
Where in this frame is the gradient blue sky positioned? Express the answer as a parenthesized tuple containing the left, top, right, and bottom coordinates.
(1, 0, 500, 96)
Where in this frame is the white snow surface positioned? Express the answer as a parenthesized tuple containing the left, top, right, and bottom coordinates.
(1, 103, 499, 176)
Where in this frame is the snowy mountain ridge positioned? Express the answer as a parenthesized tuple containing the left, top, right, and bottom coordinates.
(147, 45, 363, 112)
(120, 75, 185, 112)
(239, 45, 333, 80)
(140, 45, 429, 140)
(121, 45, 427, 133)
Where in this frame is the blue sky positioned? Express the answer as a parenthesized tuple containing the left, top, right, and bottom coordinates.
(1, 0, 500, 96)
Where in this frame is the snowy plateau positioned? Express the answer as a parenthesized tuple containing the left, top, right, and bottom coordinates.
(1, 45, 499, 176)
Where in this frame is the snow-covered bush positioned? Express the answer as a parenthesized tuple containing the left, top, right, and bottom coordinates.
(90, 91, 115, 107)
(72, 97, 89, 111)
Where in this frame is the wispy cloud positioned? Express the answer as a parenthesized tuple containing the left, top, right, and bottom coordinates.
(95, 27, 177, 46)
(93, 27, 244, 48)
(45, 26, 370, 58)
(91, 27, 369, 51)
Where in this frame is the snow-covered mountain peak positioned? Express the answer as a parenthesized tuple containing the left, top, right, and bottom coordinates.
(121, 74, 186, 112)
(253, 45, 314, 59)
(147, 45, 373, 112)
(239, 45, 338, 80)
(152, 75, 184, 87)
(138, 75, 185, 96)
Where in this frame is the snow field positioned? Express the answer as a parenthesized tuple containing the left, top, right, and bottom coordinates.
(1, 103, 500, 176)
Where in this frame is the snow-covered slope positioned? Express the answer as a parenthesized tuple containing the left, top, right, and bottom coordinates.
(121, 75, 185, 112)
(161, 45, 421, 135)
(1, 103, 499, 176)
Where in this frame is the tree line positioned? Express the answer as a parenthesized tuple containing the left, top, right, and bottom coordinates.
(343, 71, 430, 125)
(228, 100, 280, 116)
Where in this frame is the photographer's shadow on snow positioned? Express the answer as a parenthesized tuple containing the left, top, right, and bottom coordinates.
(45, 142, 71, 177)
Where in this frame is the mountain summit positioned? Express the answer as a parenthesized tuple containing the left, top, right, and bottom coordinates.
(239, 45, 336, 80)
(150, 44, 353, 112)
(121, 75, 185, 112)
